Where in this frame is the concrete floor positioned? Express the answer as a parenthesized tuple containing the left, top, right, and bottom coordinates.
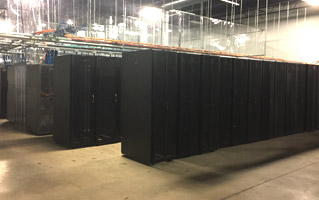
(0, 119, 318, 200)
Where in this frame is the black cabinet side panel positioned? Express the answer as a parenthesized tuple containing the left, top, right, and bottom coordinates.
(177, 54, 201, 158)
(53, 56, 71, 146)
(232, 59, 249, 145)
(219, 57, 233, 147)
(121, 51, 153, 165)
(274, 62, 287, 137)
(248, 60, 263, 142)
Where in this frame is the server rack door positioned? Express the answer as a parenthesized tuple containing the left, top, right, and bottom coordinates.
(15, 65, 27, 130)
(53, 56, 71, 147)
(70, 56, 95, 147)
(7, 66, 16, 122)
(95, 57, 120, 145)
(39, 64, 54, 134)
(316, 65, 319, 130)
(152, 51, 168, 163)
(0, 68, 8, 118)
(261, 61, 276, 140)
(274, 62, 287, 137)
(232, 59, 249, 145)
(285, 63, 297, 135)
(209, 56, 221, 151)
(306, 65, 317, 131)
(248, 60, 263, 142)
(200, 55, 220, 153)
(219, 57, 233, 147)
(26, 65, 41, 134)
(296, 64, 307, 133)
(121, 51, 153, 165)
(201, 55, 212, 153)
(164, 51, 178, 161)
(177, 53, 201, 158)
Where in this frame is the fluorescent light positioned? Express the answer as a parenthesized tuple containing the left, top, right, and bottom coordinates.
(162, 0, 187, 8)
(66, 19, 74, 25)
(139, 7, 162, 23)
(0, 20, 14, 33)
(220, 0, 240, 6)
(303, 0, 319, 6)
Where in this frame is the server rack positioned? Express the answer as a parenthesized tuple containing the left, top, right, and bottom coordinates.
(7, 64, 27, 130)
(274, 62, 287, 137)
(53, 55, 120, 148)
(121, 50, 177, 165)
(177, 53, 201, 158)
(232, 58, 249, 145)
(26, 64, 54, 135)
(261, 61, 276, 140)
(0, 66, 8, 118)
(285, 63, 297, 135)
(295, 64, 307, 133)
(219, 57, 233, 147)
(200, 55, 220, 153)
(247, 60, 263, 142)
(305, 65, 317, 131)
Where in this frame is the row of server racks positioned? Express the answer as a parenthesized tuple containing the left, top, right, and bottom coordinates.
(6, 64, 54, 135)
(121, 50, 319, 165)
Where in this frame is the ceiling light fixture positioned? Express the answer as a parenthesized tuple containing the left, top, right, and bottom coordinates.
(220, 0, 240, 6)
(303, 0, 319, 6)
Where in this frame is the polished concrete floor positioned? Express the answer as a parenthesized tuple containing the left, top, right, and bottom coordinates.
(0, 119, 318, 200)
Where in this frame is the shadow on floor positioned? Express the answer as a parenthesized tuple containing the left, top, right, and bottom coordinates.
(154, 132, 319, 185)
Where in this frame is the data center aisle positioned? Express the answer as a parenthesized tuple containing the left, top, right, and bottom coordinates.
(0, 119, 318, 200)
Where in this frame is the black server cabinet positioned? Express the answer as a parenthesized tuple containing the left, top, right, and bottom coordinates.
(261, 61, 276, 140)
(219, 57, 233, 147)
(200, 55, 220, 153)
(296, 64, 307, 133)
(247, 60, 263, 142)
(177, 53, 201, 158)
(26, 64, 54, 135)
(7, 64, 27, 130)
(121, 50, 177, 165)
(54, 55, 120, 148)
(305, 65, 317, 132)
(274, 62, 287, 137)
(232, 59, 249, 145)
(0, 66, 8, 118)
(285, 63, 297, 135)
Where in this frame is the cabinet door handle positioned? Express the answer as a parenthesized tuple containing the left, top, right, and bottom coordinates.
(92, 94, 95, 103)
(114, 93, 118, 103)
